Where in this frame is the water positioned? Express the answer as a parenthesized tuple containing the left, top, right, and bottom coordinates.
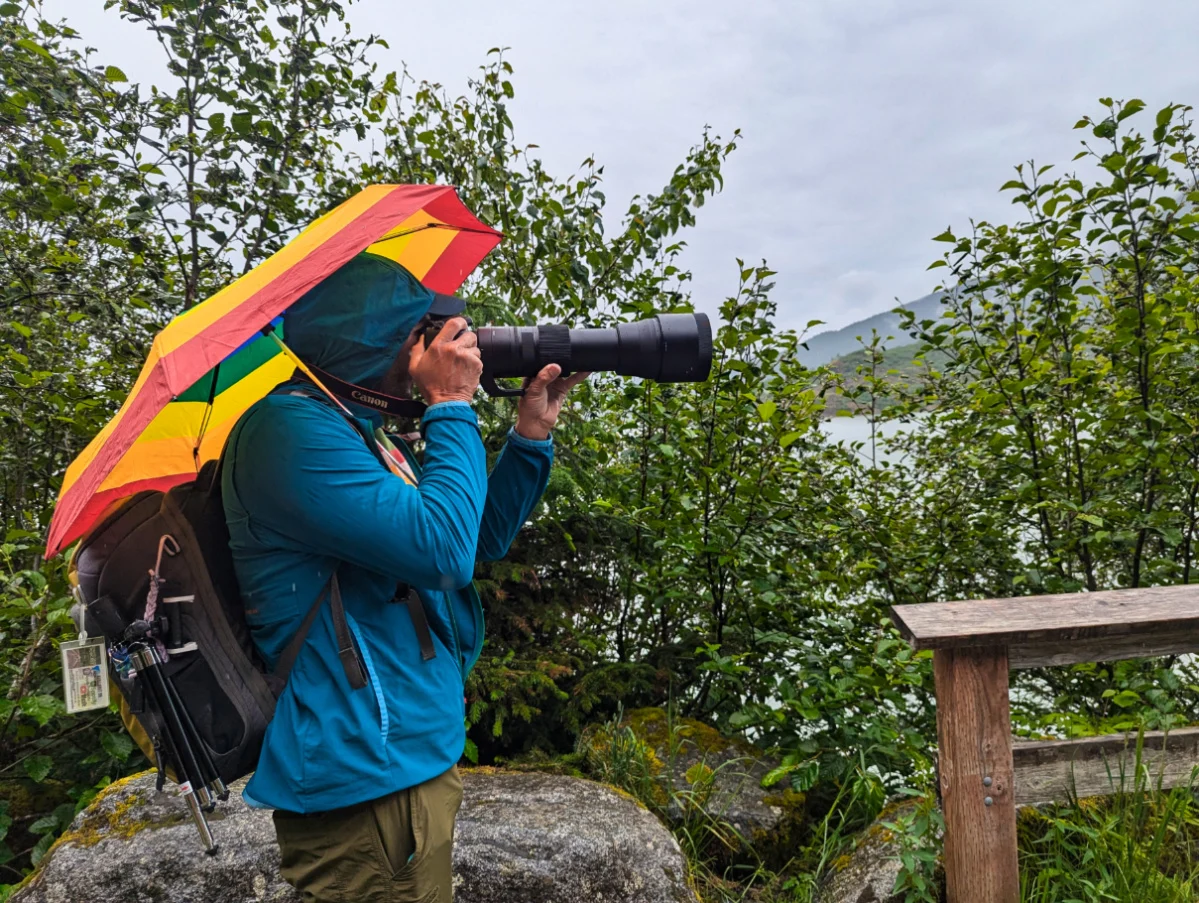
(820, 414, 911, 463)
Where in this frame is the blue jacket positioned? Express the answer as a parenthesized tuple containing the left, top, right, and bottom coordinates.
(222, 254, 552, 813)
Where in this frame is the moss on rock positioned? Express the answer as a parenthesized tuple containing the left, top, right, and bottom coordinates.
(624, 707, 757, 759)
(616, 707, 808, 870)
(48, 771, 184, 853)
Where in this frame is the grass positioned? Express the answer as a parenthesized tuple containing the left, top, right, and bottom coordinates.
(581, 713, 1199, 903)
(578, 705, 750, 869)
(1018, 741, 1199, 903)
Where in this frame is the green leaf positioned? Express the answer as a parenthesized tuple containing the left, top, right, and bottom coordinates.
(932, 229, 955, 242)
(30, 831, 54, 866)
(27, 815, 59, 835)
(15, 38, 52, 60)
(1076, 513, 1104, 527)
(1111, 690, 1141, 708)
(104, 65, 128, 83)
(791, 759, 821, 792)
(1116, 98, 1145, 122)
(756, 401, 777, 421)
(779, 431, 802, 449)
(19, 694, 60, 727)
(101, 731, 134, 762)
(231, 112, 254, 136)
(24, 755, 53, 783)
(760, 763, 797, 788)
(999, 180, 1026, 192)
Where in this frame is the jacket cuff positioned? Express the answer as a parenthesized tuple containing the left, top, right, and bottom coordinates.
(506, 426, 554, 451)
(422, 401, 478, 426)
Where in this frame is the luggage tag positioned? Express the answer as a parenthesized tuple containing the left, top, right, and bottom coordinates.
(60, 634, 111, 714)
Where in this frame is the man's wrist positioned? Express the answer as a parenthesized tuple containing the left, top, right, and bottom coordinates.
(514, 419, 550, 441)
(425, 391, 475, 406)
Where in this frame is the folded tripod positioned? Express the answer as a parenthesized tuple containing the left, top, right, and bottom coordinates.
(125, 624, 228, 854)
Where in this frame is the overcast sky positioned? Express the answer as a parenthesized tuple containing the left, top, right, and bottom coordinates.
(44, 0, 1199, 333)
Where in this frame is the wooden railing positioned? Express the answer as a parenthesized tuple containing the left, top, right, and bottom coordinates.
(891, 585, 1199, 903)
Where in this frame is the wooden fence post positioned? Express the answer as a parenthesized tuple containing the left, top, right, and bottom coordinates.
(933, 645, 1019, 903)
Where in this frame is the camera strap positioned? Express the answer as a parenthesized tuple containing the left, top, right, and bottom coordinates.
(302, 364, 428, 419)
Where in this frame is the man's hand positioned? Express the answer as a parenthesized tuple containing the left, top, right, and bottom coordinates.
(408, 317, 482, 405)
(514, 364, 590, 441)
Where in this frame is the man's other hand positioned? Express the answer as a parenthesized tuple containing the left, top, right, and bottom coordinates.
(514, 365, 590, 441)
(409, 317, 482, 405)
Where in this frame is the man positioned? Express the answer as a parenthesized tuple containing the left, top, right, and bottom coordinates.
(222, 252, 586, 902)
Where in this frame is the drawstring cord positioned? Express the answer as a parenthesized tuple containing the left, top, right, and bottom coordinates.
(144, 533, 180, 660)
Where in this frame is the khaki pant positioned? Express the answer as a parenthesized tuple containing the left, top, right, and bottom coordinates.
(273, 766, 464, 903)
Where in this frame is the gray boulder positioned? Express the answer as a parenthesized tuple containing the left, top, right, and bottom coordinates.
(11, 769, 696, 903)
(817, 800, 928, 903)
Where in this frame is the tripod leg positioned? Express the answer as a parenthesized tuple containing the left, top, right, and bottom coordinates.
(160, 665, 229, 801)
(181, 781, 218, 855)
(142, 678, 217, 852)
(131, 646, 215, 837)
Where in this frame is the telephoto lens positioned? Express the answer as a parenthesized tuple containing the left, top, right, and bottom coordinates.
(476, 313, 712, 392)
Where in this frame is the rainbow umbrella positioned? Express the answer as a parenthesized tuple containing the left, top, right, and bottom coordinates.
(47, 184, 502, 557)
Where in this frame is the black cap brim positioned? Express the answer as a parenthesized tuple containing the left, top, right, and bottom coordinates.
(428, 292, 467, 316)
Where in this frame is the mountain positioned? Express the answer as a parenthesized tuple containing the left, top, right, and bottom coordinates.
(798, 291, 946, 366)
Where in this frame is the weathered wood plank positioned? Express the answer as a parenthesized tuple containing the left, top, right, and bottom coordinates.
(1012, 727, 1199, 807)
(934, 646, 1019, 903)
(890, 585, 1199, 651)
(1009, 625, 1199, 669)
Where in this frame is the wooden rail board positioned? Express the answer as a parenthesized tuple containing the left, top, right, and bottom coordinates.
(1012, 727, 1199, 807)
(1009, 626, 1199, 669)
(890, 585, 1199, 653)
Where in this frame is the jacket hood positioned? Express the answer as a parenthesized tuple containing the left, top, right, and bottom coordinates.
(284, 252, 435, 389)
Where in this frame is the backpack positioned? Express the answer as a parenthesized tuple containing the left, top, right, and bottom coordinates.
(71, 454, 366, 781)
(68, 387, 436, 852)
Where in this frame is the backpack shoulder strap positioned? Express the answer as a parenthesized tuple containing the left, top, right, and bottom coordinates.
(272, 571, 367, 690)
(399, 586, 436, 662)
(272, 387, 436, 674)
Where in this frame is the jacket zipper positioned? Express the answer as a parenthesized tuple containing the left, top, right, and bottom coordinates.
(344, 611, 388, 744)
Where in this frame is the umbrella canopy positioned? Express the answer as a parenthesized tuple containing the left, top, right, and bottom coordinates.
(47, 184, 502, 557)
